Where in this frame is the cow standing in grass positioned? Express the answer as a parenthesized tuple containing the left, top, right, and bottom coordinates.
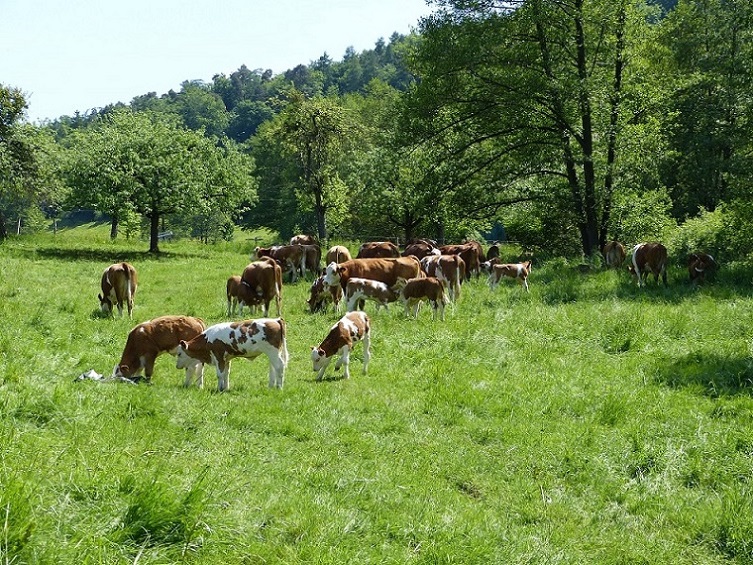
(603, 241, 627, 268)
(311, 311, 371, 381)
(397, 276, 450, 320)
(99, 262, 138, 318)
(629, 242, 668, 287)
(688, 252, 717, 285)
(489, 260, 532, 292)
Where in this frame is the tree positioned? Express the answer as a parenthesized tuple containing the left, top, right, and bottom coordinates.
(408, 0, 653, 255)
(66, 110, 256, 252)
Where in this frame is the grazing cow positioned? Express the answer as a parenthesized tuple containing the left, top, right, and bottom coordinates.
(345, 277, 400, 312)
(226, 275, 243, 316)
(602, 241, 627, 268)
(629, 242, 668, 287)
(239, 258, 283, 317)
(397, 276, 450, 320)
(688, 252, 717, 285)
(480, 257, 502, 275)
(439, 243, 481, 280)
(290, 234, 318, 246)
(356, 241, 400, 259)
(486, 243, 500, 261)
(301, 244, 322, 277)
(255, 245, 306, 282)
(99, 262, 138, 318)
(113, 315, 206, 386)
(402, 240, 440, 260)
(326, 245, 352, 265)
(323, 257, 422, 291)
(177, 318, 288, 391)
(307, 274, 343, 313)
(420, 254, 465, 301)
(311, 311, 371, 381)
(489, 260, 532, 292)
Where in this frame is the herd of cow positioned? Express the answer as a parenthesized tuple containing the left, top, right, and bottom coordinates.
(96, 236, 716, 392)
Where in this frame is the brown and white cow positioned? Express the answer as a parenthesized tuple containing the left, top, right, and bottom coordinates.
(311, 311, 371, 381)
(439, 243, 481, 280)
(177, 318, 288, 391)
(356, 241, 400, 259)
(688, 252, 717, 285)
(290, 234, 318, 246)
(345, 277, 400, 312)
(323, 257, 422, 291)
(307, 274, 343, 313)
(301, 243, 322, 277)
(602, 241, 627, 268)
(326, 245, 352, 265)
(239, 258, 282, 317)
(397, 276, 450, 320)
(226, 275, 243, 316)
(402, 240, 440, 260)
(420, 254, 464, 301)
(255, 245, 306, 282)
(489, 260, 532, 292)
(480, 257, 502, 274)
(113, 315, 206, 386)
(99, 262, 138, 318)
(629, 242, 668, 287)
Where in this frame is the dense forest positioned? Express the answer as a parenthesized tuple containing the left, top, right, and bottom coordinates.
(1, 0, 751, 259)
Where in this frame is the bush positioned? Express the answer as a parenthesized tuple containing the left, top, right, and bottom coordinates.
(665, 207, 726, 265)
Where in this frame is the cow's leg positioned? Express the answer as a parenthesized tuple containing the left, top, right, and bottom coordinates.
(143, 355, 157, 383)
(316, 357, 331, 381)
(215, 356, 230, 391)
(184, 361, 204, 388)
(522, 277, 530, 292)
(337, 347, 352, 379)
(412, 301, 421, 318)
(268, 352, 285, 389)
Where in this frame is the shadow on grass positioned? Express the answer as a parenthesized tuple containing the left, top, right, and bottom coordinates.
(14, 246, 209, 263)
(654, 352, 753, 398)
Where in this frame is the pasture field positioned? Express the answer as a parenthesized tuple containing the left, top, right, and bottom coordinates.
(2, 227, 753, 564)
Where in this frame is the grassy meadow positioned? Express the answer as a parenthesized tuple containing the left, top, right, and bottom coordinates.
(2, 225, 753, 564)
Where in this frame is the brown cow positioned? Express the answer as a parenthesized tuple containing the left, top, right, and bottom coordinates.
(402, 240, 440, 260)
(486, 243, 500, 260)
(326, 245, 352, 265)
(255, 245, 306, 282)
(301, 244, 322, 277)
(99, 262, 138, 318)
(307, 274, 343, 313)
(290, 234, 318, 246)
(396, 276, 450, 320)
(439, 243, 481, 280)
(240, 258, 283, 316)
(628, 242, 668, 287)
(113, 315, 206, 386)
(602, 241, 627, 268)
(420, 254, 465, 301)
(489, 261, 532, 292)
(177, 318, 288, 390)
(323, 257, 422, 291)
(311, 311, 371, 381)
(356, 241, 400, 259)
(688, 252, 717, 285)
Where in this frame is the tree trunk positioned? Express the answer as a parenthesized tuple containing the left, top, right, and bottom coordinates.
(0, 210, 7, 241)
(315, 188, 327, 241)
(110, 214, 119, 240)
(149, 213, 160, 253)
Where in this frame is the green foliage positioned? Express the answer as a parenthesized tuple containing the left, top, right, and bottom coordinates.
(610, 188, 677, 244)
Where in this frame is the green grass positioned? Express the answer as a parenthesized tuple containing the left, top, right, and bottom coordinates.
(2, 231, 753, 563)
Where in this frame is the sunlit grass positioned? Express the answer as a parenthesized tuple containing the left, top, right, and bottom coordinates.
(1, 230, 753, 563)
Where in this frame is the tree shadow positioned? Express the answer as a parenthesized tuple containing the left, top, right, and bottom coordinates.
(653, 352, 753, 398)
(18, 247, 206, 263)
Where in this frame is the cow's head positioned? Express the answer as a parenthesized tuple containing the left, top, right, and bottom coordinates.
(311, 346, 331, 371)
(175, 341, 192, 369)
(98, 293, 113, 314)
(322, 262, 344, 286)
(307, 277, 327, 313)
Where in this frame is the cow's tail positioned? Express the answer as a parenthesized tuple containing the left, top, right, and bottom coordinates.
(122, 262, 132, 304)
(278, 318, 289, 365)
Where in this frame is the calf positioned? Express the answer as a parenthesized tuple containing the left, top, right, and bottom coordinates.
(489, 260, 532, 292)
(398, 276, 450, 320)
(99, 262, 138, 318)
(688, 252, 717, 285)
(439, 243, 481, 280)
(345, 277, 399, 312)
(239, 258, 282, 317)
(480, 257, 502, 275)
(307, 274, 343, 313)
(255, 245, 306, 282)
(402, 240, 440, 260)
(603, 241, 627, 268)
(356, 241, 400, 259)
(486, 243, 500, 260)
(311, 311, 371, 381)
(113, 315, 206, 386)
(290, 234, 318, 246)
(176, 318, 288, 391)
(302, 244, 322, 277)
(226, 275, 242, 316)
(420, 254, 464, 301)
(323, 257, 422, 291)
(629, 242, 668, 287)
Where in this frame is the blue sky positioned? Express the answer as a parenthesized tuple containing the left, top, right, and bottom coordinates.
(1, 0, 433, 122)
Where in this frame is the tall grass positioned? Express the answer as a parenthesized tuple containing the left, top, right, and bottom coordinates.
(1, 230, 753, 563)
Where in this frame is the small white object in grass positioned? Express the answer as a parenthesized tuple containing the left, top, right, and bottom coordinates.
(76, 369, 103, 381)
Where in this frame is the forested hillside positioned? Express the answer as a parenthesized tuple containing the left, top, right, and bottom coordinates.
(2, 0, 752, 260)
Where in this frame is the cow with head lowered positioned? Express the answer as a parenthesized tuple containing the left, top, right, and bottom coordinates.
(99, 262, 138, 318)
(356, 241, 400, 259)
(323, 257, 422, 292)
(628, 242, 668, 287)
(602, 241, 627, 268)
(239, 258, 283, 317)
(688, 252, 717, 285)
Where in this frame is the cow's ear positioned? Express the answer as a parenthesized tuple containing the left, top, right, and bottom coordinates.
(337, 266, 346, 275)
(97, 294, 103, 301)
(120, 364, 129, 373)
(179, 340, 187, 349)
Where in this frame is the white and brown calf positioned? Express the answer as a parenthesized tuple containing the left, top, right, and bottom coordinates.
(99, 262, 138, 318)
(311, 311, 371, 381)
(420, 254, 464, 301)
(307, 274, 343, 313)
(113, 315, 206, 385)
(397, 276, 450, 320)
(176, 318, 288, 391)
(629, 242, 668, 287)
(489, 260, 532, 292)
(345, 277, 399, 312)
